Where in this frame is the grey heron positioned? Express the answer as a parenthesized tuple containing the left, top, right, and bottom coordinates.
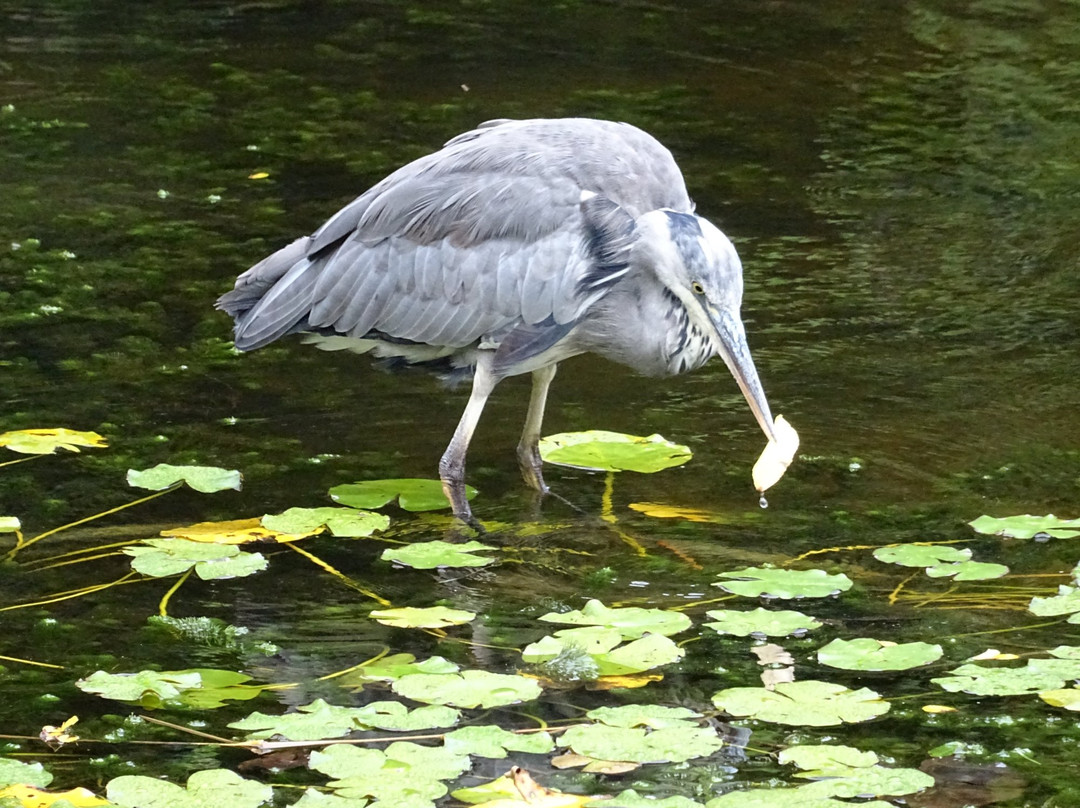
(217, 117, 780, 522)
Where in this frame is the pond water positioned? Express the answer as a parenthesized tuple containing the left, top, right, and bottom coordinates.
(2, 0, 1079, 805)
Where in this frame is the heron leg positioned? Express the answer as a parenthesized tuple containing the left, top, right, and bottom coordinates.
(440, 354, 499, 524)
(517, 363, 557, 494)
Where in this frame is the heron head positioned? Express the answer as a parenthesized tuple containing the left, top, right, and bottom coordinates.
(636, 209, 778, 442)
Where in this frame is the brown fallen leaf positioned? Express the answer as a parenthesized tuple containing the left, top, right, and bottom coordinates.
(39, 715, 79, 748)
(752, 415, 800, 493)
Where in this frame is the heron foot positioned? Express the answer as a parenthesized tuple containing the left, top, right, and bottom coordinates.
(517, 441, 549, 495)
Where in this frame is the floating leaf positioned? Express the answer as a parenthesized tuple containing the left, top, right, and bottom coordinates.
(714, 567, 853, 599)
(444, 725, 555, 758)
(817, 638, 943, 671)
(873, 544, 971, 566)
(796, 764, 935, 800)
(1040, 688, 1080, 711)
(0, 428, 107, 455)
(779, 744, 879, 773)
(262, 506, 388, 537)
(39, 715, 80, 747)
(704, 607, 822, 638)
(340, 653, 460, 688)
(126, 463, 242, 493)
(932, 659, 1080, 696)
(76, 668, 262, 710)
(452, 773, 519, 805)
(107, 769, 271, 808)
(523, 630, 684, 677)
(370, 606, 475, 628)
(538, 600, 691, 639)
(752, 415, 799, 493)
(381, 540, 497, 569)
(706, 789, 893, 807)
(594, 634, 686, 676)
(392, 670, 542, 708)
(291, 788, 371, 808)
(310, 741, 471, 781)
(123, 538, 267, 580)
(1029, 585, 1080, 617)
(627, 502, 721, 522)
(925, 560, 1008, 581)
(969, 514, 1080, 540)
(586, 704, 701, 729)
(161, 517, 318, 544)
(228, 698, 459, 740)
(599, 790, 706, 808)
(539, 431, 692, 473)
(560, 723, 723, 764)
(0, 784, 111, 808)
(712, 680, 889, 726)
(329, 478, 475, 512)
(0, 759, 52, 788)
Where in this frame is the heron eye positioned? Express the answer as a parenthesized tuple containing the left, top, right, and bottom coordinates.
(691, 281, 705, 296)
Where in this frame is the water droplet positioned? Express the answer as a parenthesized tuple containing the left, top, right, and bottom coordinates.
(758, 495, 769, 509)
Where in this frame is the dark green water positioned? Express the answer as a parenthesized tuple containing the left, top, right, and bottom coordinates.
(2, 1, 1080, 805)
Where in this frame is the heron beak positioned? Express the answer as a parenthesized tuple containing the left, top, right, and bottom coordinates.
(708, 308, 778, 442)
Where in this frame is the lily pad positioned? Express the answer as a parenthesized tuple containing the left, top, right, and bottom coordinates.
(1040, 688, 1080, 711)
(932, 659, 1080, 695)
(598, 791, 706, 808)
(538, 599, 691, 639)
(925, 560, 1009, 581)
(391, 670, 542, 708)
(969, 514, 1080, 540)
(714, 567, 853, 599)
(704, 607, 822, 638)
(381, 540, 497, 569)
(712, 680, 889, 726)
(873, 544, 971, 566)
(586, 704, 701, 729)
(443, 725, 555, 758)
(538, 431, 692, 473)
(370, 606, 476, 628)
(291, 788, 371, 808)
(0, 428, 107, 455)
(123, 538, 267, 580)
(779, 744, 879, 773)
(76, 668, 265, 710)
(0, 784, 112, 807)
(329, 478, 475, 512)
(340, 653, 460, 688)
(796, 764, 935, 800)
(126, 463, 242, 493)
(559, 723, 723, 764)
(523, 630, 684, 677)
(706, 791, 893, 808)
(107, 769, 271, 808)
(310, 741, 471, 782)
(262, 506, 389, 537)
(1029, 585, 1080, 617)
(228, 698, 460, 740)
(160, 517, 319, 544)
(0, 758, 52, 788)
(817, 638, 943, 671)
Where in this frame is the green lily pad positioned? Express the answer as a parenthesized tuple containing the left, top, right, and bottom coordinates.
(796, 764, 935, 800)
(76, 669, 258, 709)
(126, 463, 242, 493)
(0, 427, 107, 455)
(228, 698, 460, 740)
(370, 606, 475, 628)
(261, 506, 389, 537)
(873, 544, 971, 566)
(817, 638, 943, 671)
(443, 725, 555, 758)
(1030, 585, 1080, 617)
(779, 744, 879, 773)
(310, 741, 471, 782)
(107, 769, 272, 808)
(291, 788, 371, 808)
(596, 791, 705, 808)
(391, 670, 542, 708)
(559, 723, 723, 764)
(925, 560, 1009, 580)
(381, 540, 496, 569)
(587, 704, 701, 729)
(706, 791, 893, 808)
(969, 514, 1080, 539)
(932, 658, 1080, 696)
(538, 430, 692, 473)
(340, 653, 460, 688)
(123, 538, 267, 580)
(0, 758, 53, 788)
(523, 630, 684, 677)
(704, 607, 822, 638)
(329, 478, 475, 512)
(714, 567, 853, 599)
(712, 680, 889, 726)
(538, 599, 691, 638)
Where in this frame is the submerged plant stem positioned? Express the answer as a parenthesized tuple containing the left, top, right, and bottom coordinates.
(7, 483, 182, 559)
(158, 567, 193, 616)
(0, 572, 139, 611)
(285, 542, 391, 606)
(0, 454, 43, 469)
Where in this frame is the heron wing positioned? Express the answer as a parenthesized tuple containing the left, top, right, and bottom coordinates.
(217, 118, 693, 365)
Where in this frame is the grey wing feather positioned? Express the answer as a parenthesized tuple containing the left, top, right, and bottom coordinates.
(217, 118, 693, 361)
